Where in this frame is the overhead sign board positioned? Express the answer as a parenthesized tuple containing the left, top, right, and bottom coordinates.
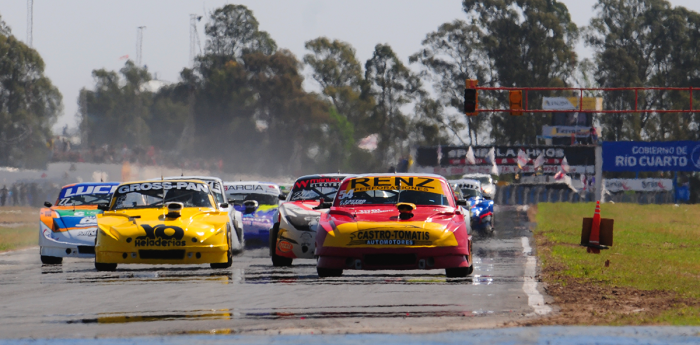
(602, 141, 700, 172)
(542, 97, 603, 111)
(542, 125, 592, 138)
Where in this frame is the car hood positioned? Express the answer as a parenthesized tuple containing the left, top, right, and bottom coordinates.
(97, 207, 229, 242)
(320, 205, 461, 248)
(41, 205, 102, 231)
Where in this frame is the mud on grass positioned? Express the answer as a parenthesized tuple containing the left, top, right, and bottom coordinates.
(528, 203, 700, 325)
(0, 207, 39, 252)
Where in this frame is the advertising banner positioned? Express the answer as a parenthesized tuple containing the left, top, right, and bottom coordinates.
(602, 141, 700, 172)
(414, 146, 595, 174)
(542, 125, 592, 138)
(542, 97, 603, 111)
(604, 179, 673, 192)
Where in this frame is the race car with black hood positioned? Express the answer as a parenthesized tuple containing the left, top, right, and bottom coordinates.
(39, 182, 119, 264)
(224, 181, 281, 248)
(315, 174, 473, 278)
(94, 179, 233, 271)
(269, 174, 348, 266)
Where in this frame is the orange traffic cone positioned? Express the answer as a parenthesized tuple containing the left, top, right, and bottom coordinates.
(588, 201, 601, 254)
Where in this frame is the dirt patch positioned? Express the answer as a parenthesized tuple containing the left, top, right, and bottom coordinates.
(522, 231, 700, 325)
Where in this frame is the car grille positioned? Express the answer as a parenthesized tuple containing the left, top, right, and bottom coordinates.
(77, 246, 95, 254)
(364, 253, 417, 266)
(138, 250, 185, 260)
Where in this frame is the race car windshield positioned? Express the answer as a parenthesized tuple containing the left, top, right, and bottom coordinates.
(227, 193, 278, 205)
(56, 193, 112, 206)
(460, 189, 480, 198)
(289, 177, 344, 201)
(111, 182, 213, 210)
(336, 189, 450, 207)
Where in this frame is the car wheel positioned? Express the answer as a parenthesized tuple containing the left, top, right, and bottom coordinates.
(317, 267, 343, 278)
(40, 255, 62, 265)
(270, 223, 293, 267)
(95, 262, 117, 271)
(445, 267, 469, 278)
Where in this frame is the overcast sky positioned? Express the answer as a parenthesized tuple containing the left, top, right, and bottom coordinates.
(2, 0, 700, 133)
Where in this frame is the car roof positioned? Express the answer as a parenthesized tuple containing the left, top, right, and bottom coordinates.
(224, 181, 278, 186)
(294, 173, 351, 180)
(450, 178, 481, 185)
(119, 179, 211, 185)
(162, 175, 223, 182)
(61, 182, 120, 189)
(349, 173, 447, 180)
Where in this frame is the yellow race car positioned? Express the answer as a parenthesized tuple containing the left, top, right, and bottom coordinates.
(94, 180, 233, 271)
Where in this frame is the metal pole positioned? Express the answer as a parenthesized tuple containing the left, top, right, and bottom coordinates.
(595, 145, 603, 202)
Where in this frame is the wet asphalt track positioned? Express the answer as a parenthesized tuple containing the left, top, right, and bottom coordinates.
(0, 206, 549, 338)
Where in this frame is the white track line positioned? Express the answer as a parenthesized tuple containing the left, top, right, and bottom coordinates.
(522, 236, 551, 315)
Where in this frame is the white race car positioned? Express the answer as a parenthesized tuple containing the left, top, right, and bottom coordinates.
(462, 173, 496, 199)
(269, 174, 349, 266)
(39, 182, 119, 264)
(160, 176, 244, 253)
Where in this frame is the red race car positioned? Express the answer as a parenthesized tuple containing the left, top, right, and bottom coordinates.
(315, 174, 473, 278)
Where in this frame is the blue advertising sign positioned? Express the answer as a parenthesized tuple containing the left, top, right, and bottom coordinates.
(603, 141, 700, 172)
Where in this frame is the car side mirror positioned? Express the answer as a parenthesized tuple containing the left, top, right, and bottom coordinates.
(456, 199, 468, 206)
(278, 194, 286, 200)
(97, 203, 109, 211)
(219, 203, 229, 209)
(44, 201, 52, 208)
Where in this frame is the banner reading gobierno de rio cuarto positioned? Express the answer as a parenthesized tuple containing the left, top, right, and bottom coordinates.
(603, 141, 700, 172)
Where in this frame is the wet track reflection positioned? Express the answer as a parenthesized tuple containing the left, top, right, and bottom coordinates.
(0, 206, 542, 337)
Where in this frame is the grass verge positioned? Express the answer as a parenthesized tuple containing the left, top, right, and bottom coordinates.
(0, 207, 39, 252)
(528, 203, 700, 325)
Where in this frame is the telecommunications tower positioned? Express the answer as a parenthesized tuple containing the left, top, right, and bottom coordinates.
(189, 14, 202, 67)
(26, 0, 33, 47)
(136, 26, 146, 67)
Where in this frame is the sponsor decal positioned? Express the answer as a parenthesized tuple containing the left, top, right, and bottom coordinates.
(117, 182, 209, 194)
(354, 209, 393, 214)
(278, 240, 293, 252)
(294, 178, 343, 189)
(225, 184, 279, 195)
(134, 224, 188, 247)
(226, 184, 264, 191)
(60, 184, 118, 198)
(340, 199, 366, 206)
(76, 229, 97, 237)
(76, 216, 97, 227)
(347, 229, 431, 246)
(347, 177, 442, 194)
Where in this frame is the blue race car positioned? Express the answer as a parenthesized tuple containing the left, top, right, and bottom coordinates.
(452, 179, 495, 233)
(39, 182, 119, 264)
(224, 181, 282, 248)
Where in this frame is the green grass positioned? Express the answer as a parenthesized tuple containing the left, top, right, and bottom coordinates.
(536, 203, 700, 299)
(0, 225, 37, 251)
(0, 207, 40, 252)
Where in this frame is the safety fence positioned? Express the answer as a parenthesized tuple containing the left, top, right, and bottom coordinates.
(494, 185, 675, 205)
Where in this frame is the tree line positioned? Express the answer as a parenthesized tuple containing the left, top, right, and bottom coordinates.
(2, 0, 700, 173)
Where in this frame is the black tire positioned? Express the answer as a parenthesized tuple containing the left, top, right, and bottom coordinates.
(95, 262, 117, 271)
(317, 267, 343, 278)
(445, 267, 469, 278)
(211, 227, 233, 269)
(40, 255, 62, 265)
(270, 223, 293, 267)
(483, 221, 493, 233)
